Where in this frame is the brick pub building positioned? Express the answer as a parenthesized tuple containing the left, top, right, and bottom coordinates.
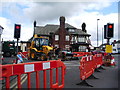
(33, 16, 91, 52)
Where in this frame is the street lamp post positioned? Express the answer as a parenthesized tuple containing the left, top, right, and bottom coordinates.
(97, 19, 100, 47)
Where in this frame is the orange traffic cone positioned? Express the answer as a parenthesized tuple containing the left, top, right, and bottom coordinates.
(110, 57, 115, 66)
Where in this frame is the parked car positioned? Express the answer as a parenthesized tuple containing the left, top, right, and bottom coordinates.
(62, 50, 74, 56)
(61, 50, 77, 60)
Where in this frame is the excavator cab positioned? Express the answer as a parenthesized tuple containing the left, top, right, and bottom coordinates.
(28, 34, 53, 60)
(33, 38, 49, 50)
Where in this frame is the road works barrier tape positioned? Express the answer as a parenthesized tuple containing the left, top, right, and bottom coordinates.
(1, 60, 66, 89)
(18, 52, 28, 59)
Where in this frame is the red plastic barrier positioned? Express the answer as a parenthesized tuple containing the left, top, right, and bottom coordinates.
(73, 52, 91, 57)
(80, 55, 95, 80)
(94, 54, 103, 68)
(73, 52, 84, 57)
(1, 60, 66, 89)
(84, 52, 92, 55)
(103, 52, 108, 56)
(103, 55, 115, 66)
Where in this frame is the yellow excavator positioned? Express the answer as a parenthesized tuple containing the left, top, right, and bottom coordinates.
(28, 34, 53, 60)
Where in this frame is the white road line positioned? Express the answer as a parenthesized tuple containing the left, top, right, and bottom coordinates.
(14, 75, 27, 89)
(10, 74, 27, 89)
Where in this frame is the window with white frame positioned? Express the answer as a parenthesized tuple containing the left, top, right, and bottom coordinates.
(55, 35, 59, 41)
(78, 37, 85, 42)
(66, 35, 69, 41)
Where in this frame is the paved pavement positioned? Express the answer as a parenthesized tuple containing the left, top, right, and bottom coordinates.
(1, 54, 119, 89)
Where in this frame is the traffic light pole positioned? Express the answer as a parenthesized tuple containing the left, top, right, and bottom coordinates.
(14, 24, 21, 64)
(16, 38, 19, 64)
(107, 38, 110, 45)
(17, 38, 19, 54)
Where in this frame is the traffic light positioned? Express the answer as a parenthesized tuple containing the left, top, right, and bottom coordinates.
(106, 23, 114, 38)
(104, 25, 107, 39)
(14, 24, 21, 39)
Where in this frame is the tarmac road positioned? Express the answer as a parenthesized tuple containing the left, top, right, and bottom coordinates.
(64, 55, 118, 88)
(1, 54, 119, 89)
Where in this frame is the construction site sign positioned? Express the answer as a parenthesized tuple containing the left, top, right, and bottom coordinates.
(105, 45, 113, 53)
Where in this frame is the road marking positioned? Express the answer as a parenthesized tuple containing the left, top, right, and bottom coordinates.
(14, 75, 28, 89)
(64, 62, 72, 64)
(10, 74, 27, 89)
(64, 61, 80, 66)
(66, 67, 71, 69)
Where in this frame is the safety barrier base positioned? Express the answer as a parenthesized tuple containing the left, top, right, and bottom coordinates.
(95, 68, 101, 72)
(76, 74, 99, 87)
(98, 66, 106, 70)
(76, 80, 93, 87)
(87, 74, 99, 79)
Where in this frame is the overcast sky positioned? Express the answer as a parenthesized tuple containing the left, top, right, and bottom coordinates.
(0, 0, 119, 47)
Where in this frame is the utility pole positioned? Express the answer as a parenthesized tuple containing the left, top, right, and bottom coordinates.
(97, 19, 100, 47)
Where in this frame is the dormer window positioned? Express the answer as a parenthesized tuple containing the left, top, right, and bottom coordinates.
(68, 29, 75, 32)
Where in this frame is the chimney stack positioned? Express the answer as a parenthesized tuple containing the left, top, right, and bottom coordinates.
(34, 21, 36, 28)
(33, 20, 36, 36)
(81, 22, 87, 33)
(60, 16, 65, 31)
(59, 16, 66, 49)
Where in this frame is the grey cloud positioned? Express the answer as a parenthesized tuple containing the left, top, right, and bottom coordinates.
(23, 2, 83, 24)
(22, 2, 112, 24)
(1, 2, 112, 25)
